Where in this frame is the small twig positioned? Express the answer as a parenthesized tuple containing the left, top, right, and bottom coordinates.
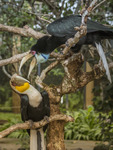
(0, 114, 74, 138)
(92, 0, 107, 11)
(81, 0, 97, 24)
(35, 59, 62, 88)
(2, 66, 12, 78)
(39, 61, 59, 81)
(38, 16, 51, 24)
(0, 56, 11, 78)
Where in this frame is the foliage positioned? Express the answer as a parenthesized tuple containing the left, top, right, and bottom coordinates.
(99, 111, 113, 142)
(61, 90, 84, 112)
(64, 106, 113, 141)
(93, 77, 113, 112)
(0, 112, 20, 120)
(0, 67, 12, 111)
(0, 112, 29, 139)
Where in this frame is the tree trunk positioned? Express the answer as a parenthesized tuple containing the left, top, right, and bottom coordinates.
(12, 91, 20, 113)
(12, 34, 21, 113)
(47, 95, 66, 150)
(85, 62, 94, 108)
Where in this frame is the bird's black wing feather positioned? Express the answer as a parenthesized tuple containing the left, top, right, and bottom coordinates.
(47, 15, 113, 37)
(20, 95, 29, 122)
(87, 19, 113, 33)
(47, 15, 80, 37)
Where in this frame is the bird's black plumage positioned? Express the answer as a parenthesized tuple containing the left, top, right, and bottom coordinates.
(10, 75, 50, 150)
(20, 91, 50, 150)
(20, 91, 50, 132)
(21, 15, 113, 82)
(31, 15, 113, 54)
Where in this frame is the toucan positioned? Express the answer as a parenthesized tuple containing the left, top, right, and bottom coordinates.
(10, 74, 50, 150)
(19, 15, 113, 82)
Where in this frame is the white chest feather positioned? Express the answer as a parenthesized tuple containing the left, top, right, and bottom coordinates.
(23, 85, 42, 107)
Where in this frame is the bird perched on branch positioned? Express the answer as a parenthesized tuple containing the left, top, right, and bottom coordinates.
(10, 74, 50, 150)
(19, 15, 113, 82)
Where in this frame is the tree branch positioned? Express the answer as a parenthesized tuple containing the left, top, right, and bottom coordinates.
(0, 51, 30, 67)
(39, 61, 59, 81)
(0, 24, 45, 39)
(0, 114, 74, 139)
(92, 0, 107, 11)
(60, 52, 112, 95)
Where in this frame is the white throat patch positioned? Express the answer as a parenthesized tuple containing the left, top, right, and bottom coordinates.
(22, 85, 42, 107)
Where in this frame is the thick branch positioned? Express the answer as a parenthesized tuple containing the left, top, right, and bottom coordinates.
(0, 51, 29, 67)
(0, 114, 74, 139)
(60, 53, 113, 95)
(0, 24, 45, 39)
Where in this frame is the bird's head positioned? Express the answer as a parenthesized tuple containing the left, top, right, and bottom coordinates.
(10, 73, 30, 94)
(19, 36, 50, 78)
(10, 74, 42, 107)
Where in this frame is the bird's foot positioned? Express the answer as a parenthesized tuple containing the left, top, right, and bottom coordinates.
(44, 116, 49, 123)
(65, 41, 70, 47)
(26, 120, 34, 129)
(65, 38, 75, 47)
(59, 51, 63, 55)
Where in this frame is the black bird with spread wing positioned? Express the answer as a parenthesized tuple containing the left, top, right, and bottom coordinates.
(10, 74, 50, 150)
(19, 15, 113, 82)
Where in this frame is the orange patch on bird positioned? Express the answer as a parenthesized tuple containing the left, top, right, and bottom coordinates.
(15, 82, 30, 92)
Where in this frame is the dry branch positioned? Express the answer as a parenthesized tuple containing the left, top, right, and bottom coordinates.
(0, 114, 74, 139)
(0, 24, 45, 39)
(60, 53, 107, 95)
(39, 61, 59, 81)
(0, 51, 30, 67)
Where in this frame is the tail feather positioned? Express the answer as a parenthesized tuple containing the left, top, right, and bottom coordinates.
(30, 128, 45, 150)
(37, 128, 46, 150)
(95, 42, 112, 83)
(30, 129, 38, 150)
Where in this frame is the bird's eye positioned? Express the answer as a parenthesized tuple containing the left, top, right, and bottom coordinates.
(31, 51, 36, 55)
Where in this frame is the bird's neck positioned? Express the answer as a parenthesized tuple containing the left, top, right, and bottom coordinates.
(46, 36, 65, 53)
(25, 85, 42, 107)
(35, 35, 65, 54)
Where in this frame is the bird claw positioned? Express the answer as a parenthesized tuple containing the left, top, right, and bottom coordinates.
(66, 38, 76, 49)
(59, 51, 63, 55)
(65, 41, 70, 47)
(26, 120, 34, 129)
(44, 116, 49, 123)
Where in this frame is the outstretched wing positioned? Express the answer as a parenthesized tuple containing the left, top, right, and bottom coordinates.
(47, 15, 113, 37)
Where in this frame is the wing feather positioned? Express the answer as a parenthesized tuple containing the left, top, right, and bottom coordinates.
(47, 15, 113, 37)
